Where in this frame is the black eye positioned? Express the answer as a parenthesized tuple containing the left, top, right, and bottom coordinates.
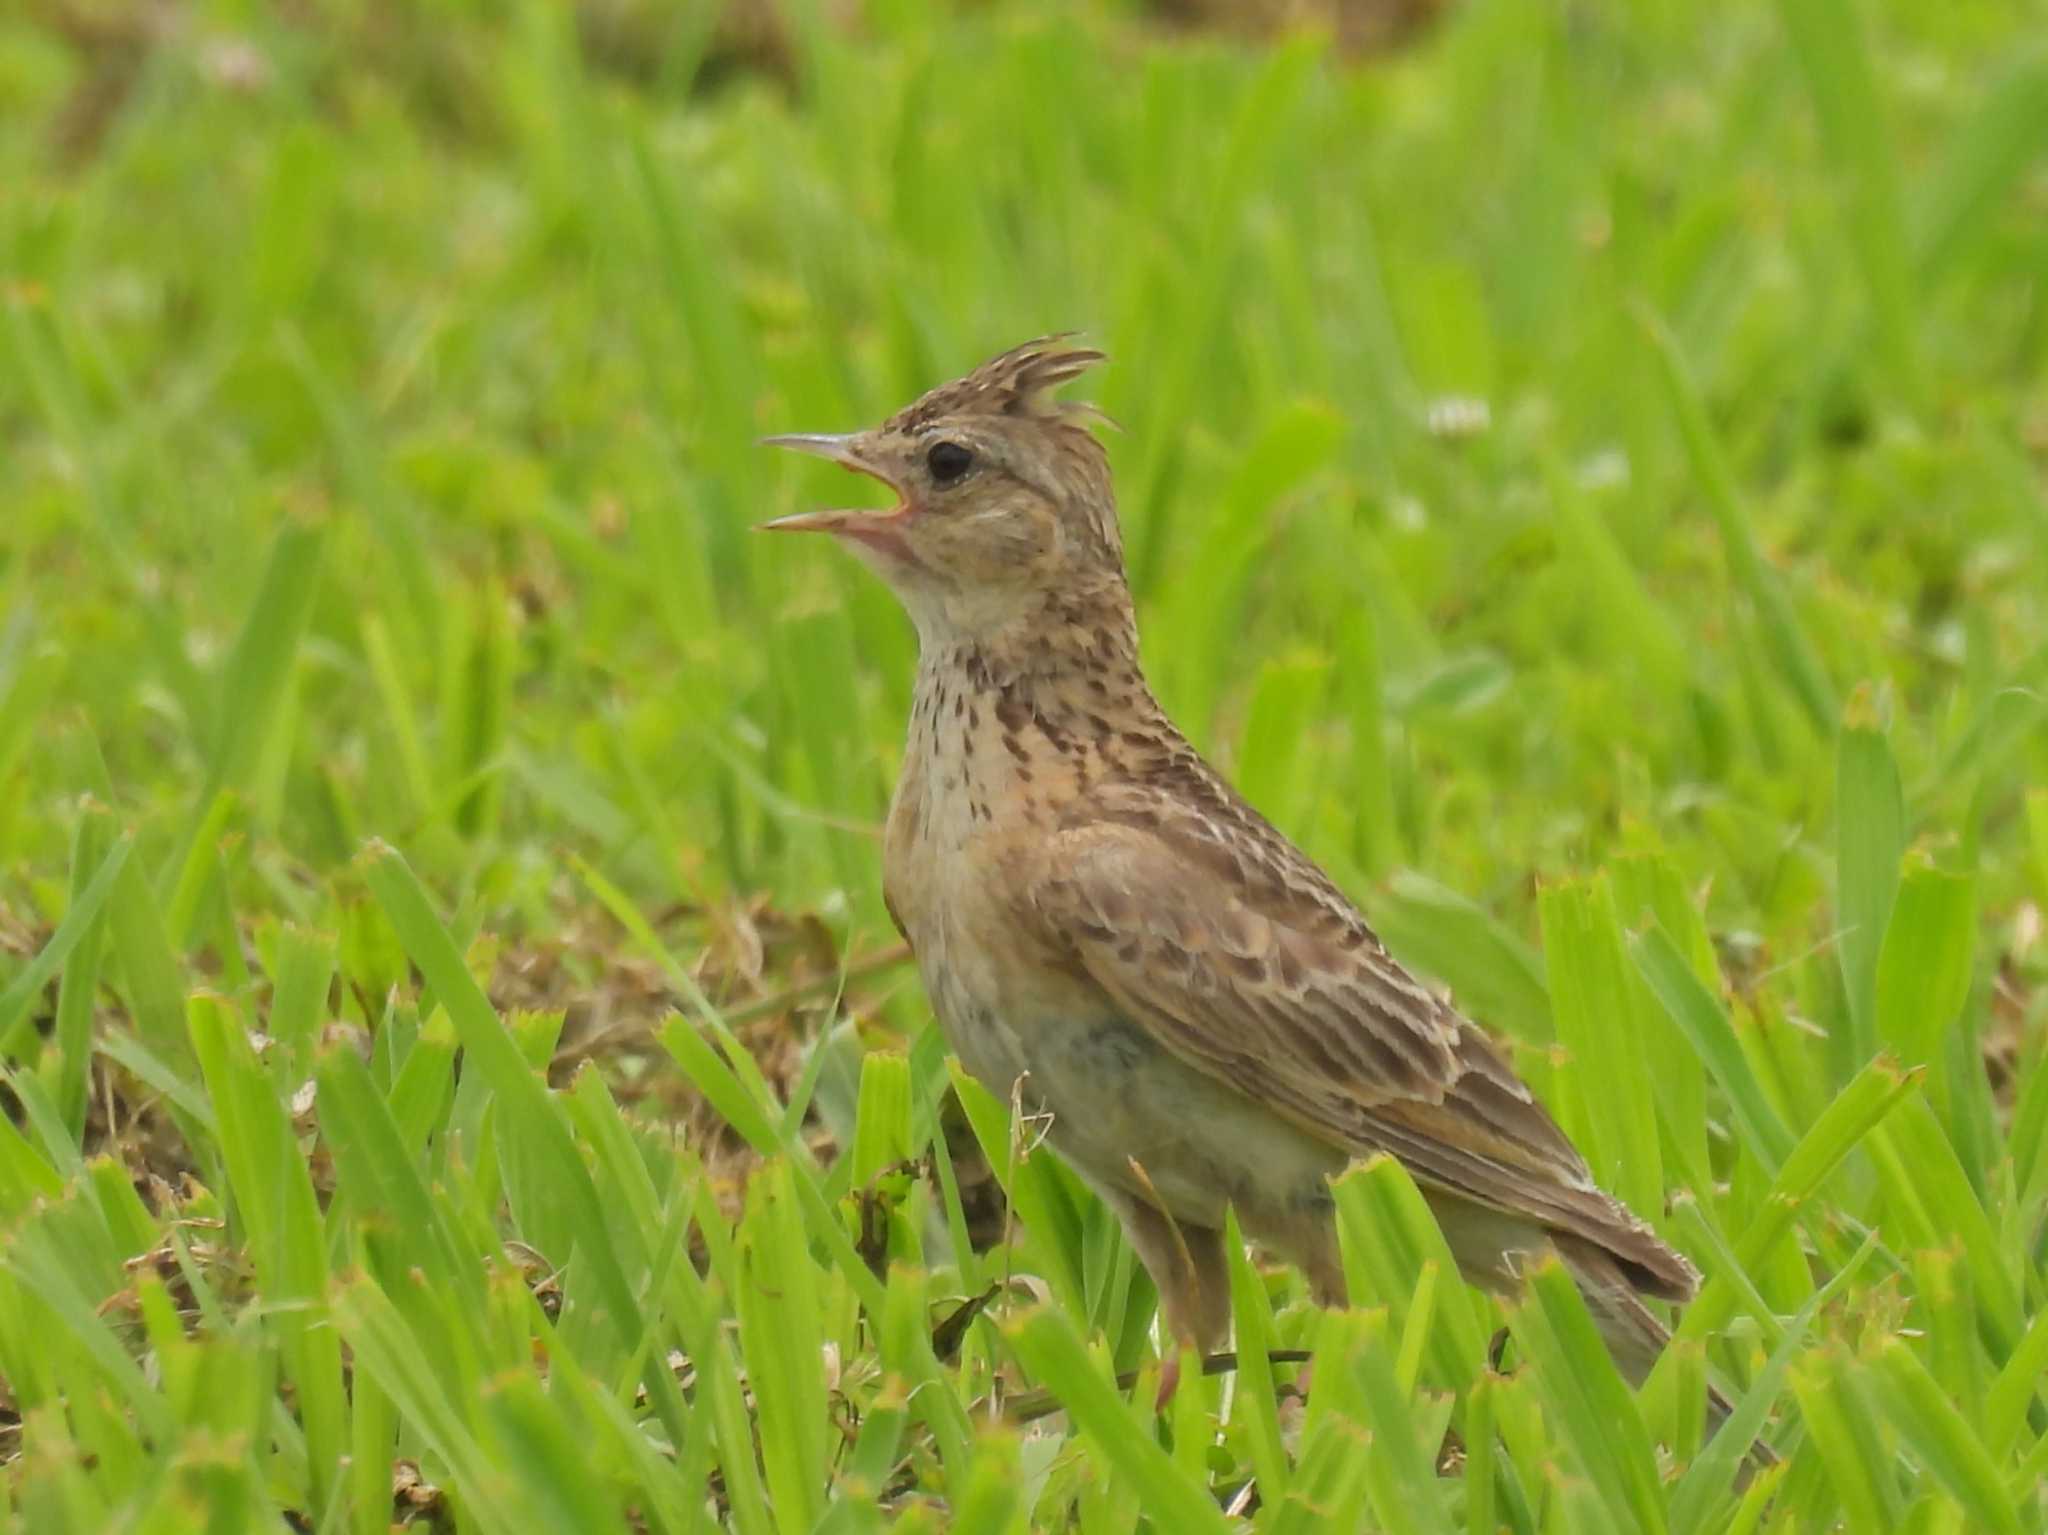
(926, 440, 974, 484)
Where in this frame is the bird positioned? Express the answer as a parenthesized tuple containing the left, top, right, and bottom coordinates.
(762, 335, 1707, 1411)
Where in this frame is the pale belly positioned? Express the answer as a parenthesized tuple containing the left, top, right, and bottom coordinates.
(923, 954, 1347, 1228)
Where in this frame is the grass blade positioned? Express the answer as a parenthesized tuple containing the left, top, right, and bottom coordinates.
(1005, 1307, 1231, 1535)
(1540, 875, 1664, 1218)
(1872, 866, 1975, 1073)
(1223, 1206, 1289, 1509)
(1632, 924, 1797, 1176)
(1836, 720, 1906, 1074)
(0, 834, 130, 1050)
(1637, 308, 1837, 736)
(360, 842, 641, 1345)
(1778, 0, 1919, 391)
(1509, 1260, 1668, 1535)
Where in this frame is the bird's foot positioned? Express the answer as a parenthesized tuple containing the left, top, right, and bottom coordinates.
(1154, 1349, 1183, 1411)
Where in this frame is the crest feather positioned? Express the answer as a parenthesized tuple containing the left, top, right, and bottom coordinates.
(887, 335, 1109, 432)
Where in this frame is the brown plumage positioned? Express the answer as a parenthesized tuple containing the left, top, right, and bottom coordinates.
(763, 336, 1702, 1395)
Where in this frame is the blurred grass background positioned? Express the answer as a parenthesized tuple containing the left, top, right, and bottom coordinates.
(3, 0, 2048, 1529)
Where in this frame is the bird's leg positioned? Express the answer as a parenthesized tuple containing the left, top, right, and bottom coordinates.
(1232, 1196, 1351, 1407)
(1155, 1348, 1186, 1413)
(1105, 1179, 1229, 1408)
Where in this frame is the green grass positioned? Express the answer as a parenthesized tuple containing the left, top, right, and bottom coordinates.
(3, 0, 2047, 1528)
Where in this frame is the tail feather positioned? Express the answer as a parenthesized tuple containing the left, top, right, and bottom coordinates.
(1419, 1187, 1775, 1471)
(1557, 1235, 1777, 1473)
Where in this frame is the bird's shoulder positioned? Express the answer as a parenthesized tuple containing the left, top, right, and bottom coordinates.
(1006, 745, 1467, 1106)
(1023, 740, 1394, 962)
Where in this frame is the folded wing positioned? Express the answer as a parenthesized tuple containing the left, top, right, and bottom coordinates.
(1023, 814, 1696, 1301)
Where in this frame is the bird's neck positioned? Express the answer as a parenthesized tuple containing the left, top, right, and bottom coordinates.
(902, 584, 1172, 803)
(912, 582, 1149, 717)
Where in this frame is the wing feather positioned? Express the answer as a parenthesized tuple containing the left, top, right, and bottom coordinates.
(1024, 816, 1697, 1301)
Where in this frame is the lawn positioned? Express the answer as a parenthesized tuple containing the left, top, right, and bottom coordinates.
(2, 0, 2047, 1529)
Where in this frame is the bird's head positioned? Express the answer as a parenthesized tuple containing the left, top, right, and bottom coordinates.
(761, 336, 1127, 648)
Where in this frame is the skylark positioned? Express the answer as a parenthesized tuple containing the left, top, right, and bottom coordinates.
(764, 336, 1702, 1401)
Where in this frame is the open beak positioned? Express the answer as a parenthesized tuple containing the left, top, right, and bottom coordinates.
(757, 433, 899, 534)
